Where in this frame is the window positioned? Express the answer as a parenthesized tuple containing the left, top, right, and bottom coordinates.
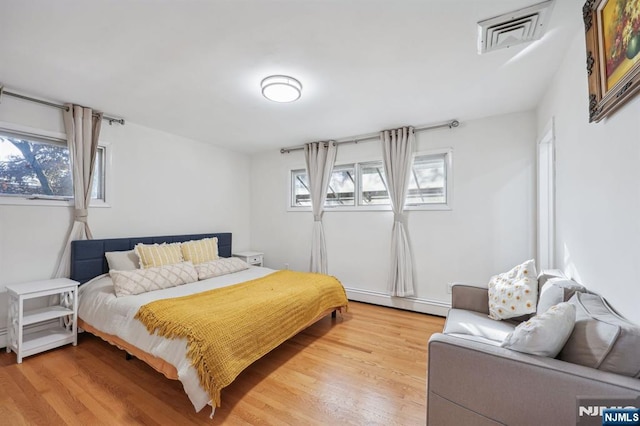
(326, 165, 355, 206)
(0, 129, 107, 204)
(291, 169, 310, 207)
(291, 165, 356, 207)
(289, 149, 452, 211)
(360, 161, 389, 205)
(406, 153, 447, 205)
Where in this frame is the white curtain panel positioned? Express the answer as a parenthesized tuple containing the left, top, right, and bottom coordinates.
(304, 141, 337, 274)
(381, 126, 415, 297)
(54, 104, 103, 278)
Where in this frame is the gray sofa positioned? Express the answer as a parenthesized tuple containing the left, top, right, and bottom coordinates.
(427, 273, 640, 426)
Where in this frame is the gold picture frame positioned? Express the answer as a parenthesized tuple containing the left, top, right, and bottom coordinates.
(584, 0, 640, 122)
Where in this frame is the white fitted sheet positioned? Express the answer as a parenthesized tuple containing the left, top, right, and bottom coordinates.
(78, 266, 275, 412)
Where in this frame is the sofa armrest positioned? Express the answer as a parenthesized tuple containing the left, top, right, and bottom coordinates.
(451, 284, 489, 314)
(427, 333, 640, 426)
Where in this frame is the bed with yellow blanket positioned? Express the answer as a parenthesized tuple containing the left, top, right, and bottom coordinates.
(73, 233, 348, 413)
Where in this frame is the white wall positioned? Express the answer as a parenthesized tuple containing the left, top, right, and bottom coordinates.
(0, 96, 252, 330)
(250, 111, 537, 314)
(537, 29, 640, 324)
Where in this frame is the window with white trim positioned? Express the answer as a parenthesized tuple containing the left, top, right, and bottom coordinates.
(289, 149, 452, 211)
(0, 129, 107, 204)
(291, 165, 356, 207)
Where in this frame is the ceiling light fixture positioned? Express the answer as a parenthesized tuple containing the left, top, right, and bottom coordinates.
(261, 75, 302, 103)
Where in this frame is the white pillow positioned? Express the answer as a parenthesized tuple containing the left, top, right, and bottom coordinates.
(501, 302, 576, 357)
(110, 261, 198, 297)
(536, 278, 587, 315)
(196, 257, 250, 280)
(488, 259, 538, 320)
(105, 250, 140, 271)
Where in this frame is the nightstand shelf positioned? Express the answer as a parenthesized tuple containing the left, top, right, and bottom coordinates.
(6, 278, 79, 363)
(233, 251, 264, 267)
(23, 306, 74, 326)
(20, 328, 76, 359)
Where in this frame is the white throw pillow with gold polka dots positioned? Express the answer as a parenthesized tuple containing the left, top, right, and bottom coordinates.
(488, 259, 538, 320)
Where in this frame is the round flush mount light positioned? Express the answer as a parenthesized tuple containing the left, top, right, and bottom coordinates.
(261, 75, 302, 103)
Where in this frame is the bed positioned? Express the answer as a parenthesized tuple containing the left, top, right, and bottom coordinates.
(70, 232, 348, 415)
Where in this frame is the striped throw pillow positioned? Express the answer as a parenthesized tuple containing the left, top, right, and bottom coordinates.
(181, 237, 219, 265)
(135, 243, 184, 269)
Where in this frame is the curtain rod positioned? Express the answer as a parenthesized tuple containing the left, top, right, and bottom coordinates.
(279, 119, 459, 154)
(0, 87, 125, 126)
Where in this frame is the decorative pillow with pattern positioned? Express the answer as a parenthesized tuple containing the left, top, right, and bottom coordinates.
(488, 259, 538, 320)
(181, 237, 219, 265)
(110, 261, 198, 297)
(135, 242, 184, 269)
(196, 257, 250, 280)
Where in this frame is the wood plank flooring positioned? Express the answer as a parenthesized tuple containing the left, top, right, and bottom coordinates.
(0, 302, 445, 425)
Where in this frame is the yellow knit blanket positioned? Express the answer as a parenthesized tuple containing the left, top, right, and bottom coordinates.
(134, 270, 348, 407)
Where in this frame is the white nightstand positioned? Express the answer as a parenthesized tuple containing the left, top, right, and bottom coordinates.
(5, 278, 79, 363)
(233, 251, 264, 267)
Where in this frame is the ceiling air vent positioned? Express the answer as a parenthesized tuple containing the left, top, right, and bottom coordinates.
(477, 0, 554, 54)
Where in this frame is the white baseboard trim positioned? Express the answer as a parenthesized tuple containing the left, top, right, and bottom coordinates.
(344, 287, 450, 317)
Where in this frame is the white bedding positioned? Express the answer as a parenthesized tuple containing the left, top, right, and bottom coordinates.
(78, 266, 276, 412)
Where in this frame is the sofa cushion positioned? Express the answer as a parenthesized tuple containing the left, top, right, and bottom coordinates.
(501, 302, 576, 357)
(488, 259, 538, 320)
(559, 292, 640, 378)
(536, 278, 587, 315)
(444, 308, 517, 344)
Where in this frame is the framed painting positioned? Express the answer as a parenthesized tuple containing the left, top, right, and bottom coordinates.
(584, 0, 640, 122)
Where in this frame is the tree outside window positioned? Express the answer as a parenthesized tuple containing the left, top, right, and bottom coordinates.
(0, 132, 104, 200)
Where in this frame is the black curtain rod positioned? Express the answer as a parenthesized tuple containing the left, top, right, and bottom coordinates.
(1, 88, 125, 126)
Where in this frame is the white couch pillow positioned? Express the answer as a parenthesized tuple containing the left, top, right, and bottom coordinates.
(536, 278, 587, 315)
(488, 259, 538, 320)
(501, 302, 576, 357)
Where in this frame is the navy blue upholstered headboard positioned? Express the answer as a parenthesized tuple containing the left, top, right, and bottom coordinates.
(70, 232, 232, 284)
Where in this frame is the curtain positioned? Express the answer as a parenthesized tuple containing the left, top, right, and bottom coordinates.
(381, 126, 415, 296)
(304, 141, 337, 274)
(54, 104, 103, 278)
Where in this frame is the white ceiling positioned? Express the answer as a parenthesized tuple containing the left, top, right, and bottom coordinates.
(0, 0, 581, 153)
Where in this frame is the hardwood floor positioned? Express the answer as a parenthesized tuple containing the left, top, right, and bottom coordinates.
(0, 302, 445, 425)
